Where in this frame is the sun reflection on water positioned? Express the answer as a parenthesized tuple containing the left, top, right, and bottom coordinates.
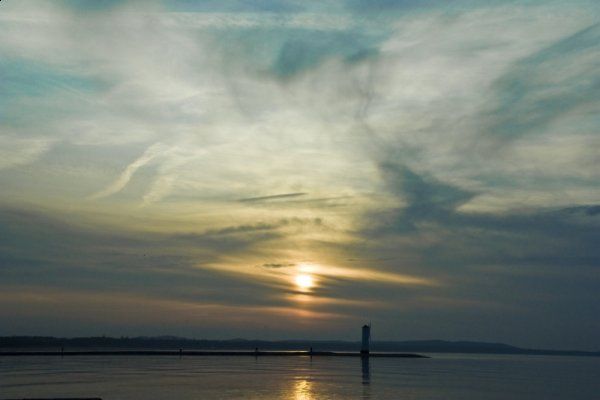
(293, 379, 314, 400)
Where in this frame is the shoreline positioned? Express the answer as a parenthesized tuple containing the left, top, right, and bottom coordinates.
(0, 350, 428, 358)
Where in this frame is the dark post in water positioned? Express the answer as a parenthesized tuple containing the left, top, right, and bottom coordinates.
(361, 324, 371, 355)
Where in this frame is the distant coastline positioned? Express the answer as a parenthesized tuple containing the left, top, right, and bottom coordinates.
(1, 336, 598, 357)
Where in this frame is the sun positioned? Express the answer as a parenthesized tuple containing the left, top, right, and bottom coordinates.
(295, 274, 314, 291)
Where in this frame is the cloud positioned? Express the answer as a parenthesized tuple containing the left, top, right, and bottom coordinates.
(182, 221, 287, 237)
(0, 206, 293, 312)
(261, 263, 295, 269)
(239, 192, 307, 202)
(1, 0, 599, 348)
(345, 0, 446, 13)
(375, 162, 477, 232)
(0, 135, 54, 170)
(365, 161, 600, 268)
(0, 286, 348, 338)
(164, 0, 306, 14)
(484, 22, 600, 142)
(61, 0, 126, 12)
(90, 142, 166, 199)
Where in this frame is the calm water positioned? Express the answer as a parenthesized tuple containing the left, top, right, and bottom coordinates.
(1, 354, 599, 399)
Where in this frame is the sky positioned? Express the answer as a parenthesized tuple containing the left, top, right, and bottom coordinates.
(0, 0, 599, 351)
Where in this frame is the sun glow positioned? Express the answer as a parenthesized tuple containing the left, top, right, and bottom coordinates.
(295, 274, 314, 291)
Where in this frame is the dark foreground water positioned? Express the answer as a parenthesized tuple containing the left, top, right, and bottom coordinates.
(1, 353, 599, 399)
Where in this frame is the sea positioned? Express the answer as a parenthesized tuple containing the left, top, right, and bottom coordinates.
(1, 353, 599, 399)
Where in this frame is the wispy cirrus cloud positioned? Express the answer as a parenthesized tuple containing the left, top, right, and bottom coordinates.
(239, 192, 308, 202)
(90, 142, 166, 199)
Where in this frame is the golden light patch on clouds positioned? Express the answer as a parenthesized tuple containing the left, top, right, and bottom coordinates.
(296, 262, 436, 287)
(198, 257, 437, 306)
